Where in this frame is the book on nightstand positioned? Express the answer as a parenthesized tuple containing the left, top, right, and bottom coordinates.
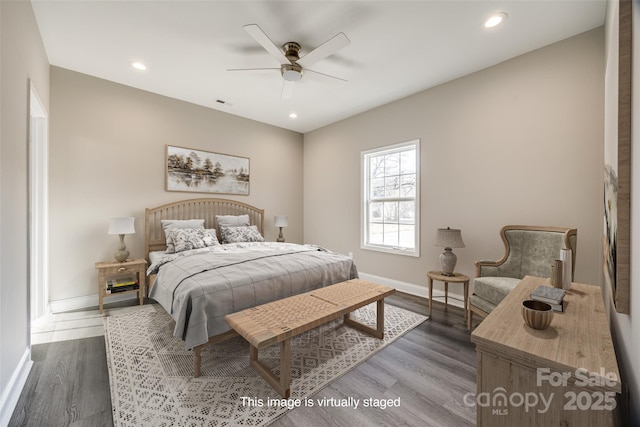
(530, 285, 565, 312)
(106, 284, 139, 294)
(106, 278, 138, 288)
(106, 277, 139, 294)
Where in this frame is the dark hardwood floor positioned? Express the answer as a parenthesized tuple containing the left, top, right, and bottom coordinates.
(9, 293, 478, 427)
(272, 293, 477, 427)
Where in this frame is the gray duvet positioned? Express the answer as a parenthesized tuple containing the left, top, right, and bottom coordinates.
(148, 242, 358, 349)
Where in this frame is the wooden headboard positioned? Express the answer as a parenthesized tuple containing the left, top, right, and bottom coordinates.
(145, 198, 265, 258)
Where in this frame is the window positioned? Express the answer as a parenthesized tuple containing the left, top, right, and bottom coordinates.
(362, 140, 420, 256)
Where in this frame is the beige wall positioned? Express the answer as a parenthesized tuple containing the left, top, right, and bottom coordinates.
(49, 67, 303, 302)
(0, 0, 50, 420)
(304, 28, 604, 295)
(604, 1, 640, 423)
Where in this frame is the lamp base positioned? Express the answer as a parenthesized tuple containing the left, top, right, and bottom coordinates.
(439, 247, 457, 276)
(114, 250, 129, 263)
(114, 234, 129, 262)
(277, 227, 285, 243)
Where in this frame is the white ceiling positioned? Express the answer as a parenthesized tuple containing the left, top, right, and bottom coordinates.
(31, 1, 606, 133)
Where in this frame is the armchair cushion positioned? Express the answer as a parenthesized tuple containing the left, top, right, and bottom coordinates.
(470, 294, 500, 315)
(472, 276, 520, 307)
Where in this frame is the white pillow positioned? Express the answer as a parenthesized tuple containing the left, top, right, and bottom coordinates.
(161, 219, 205, 253)
(220, 225, 265, 244)
(216, 214, 250, 228)
(168, 228, 220, 253)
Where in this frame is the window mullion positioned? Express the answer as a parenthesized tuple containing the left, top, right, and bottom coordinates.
(369, 197, 415, 203)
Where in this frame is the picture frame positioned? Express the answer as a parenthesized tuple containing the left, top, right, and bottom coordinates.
(604, 0, 631, 314)
(166, 145, 250, 196)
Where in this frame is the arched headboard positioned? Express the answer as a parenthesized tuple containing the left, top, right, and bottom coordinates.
(145, 198, 265, 258)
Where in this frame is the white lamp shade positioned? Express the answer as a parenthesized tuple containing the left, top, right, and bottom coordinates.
(108, 217, 135, 235)
(434, 227, 465, 248)
(274, 215, 288, 228)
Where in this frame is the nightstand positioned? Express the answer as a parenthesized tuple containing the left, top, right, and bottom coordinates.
(427, 270, 470, 319)
(95, 258, 147, 314)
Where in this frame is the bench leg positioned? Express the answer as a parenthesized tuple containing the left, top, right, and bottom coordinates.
(250, 340, 291, 398)
(343, 298, 385, 339)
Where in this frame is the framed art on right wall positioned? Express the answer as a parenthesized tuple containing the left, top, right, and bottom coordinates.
(604, 0, 631, 314)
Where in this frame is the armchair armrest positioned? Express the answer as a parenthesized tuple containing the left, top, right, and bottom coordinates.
(475, 260, 501, 277)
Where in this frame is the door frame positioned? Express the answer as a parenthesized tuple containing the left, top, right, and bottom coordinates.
(28, 80, 49, 324)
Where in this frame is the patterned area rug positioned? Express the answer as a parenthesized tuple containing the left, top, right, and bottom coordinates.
(105, 303, 427, 426)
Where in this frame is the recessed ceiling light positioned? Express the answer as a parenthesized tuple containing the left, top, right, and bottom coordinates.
(485, 12, 508, 28)
(289, 112, 298, 119)
(131, 61, 147, 71)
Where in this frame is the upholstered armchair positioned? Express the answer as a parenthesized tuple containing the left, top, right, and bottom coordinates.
(467, 225, 577, 330)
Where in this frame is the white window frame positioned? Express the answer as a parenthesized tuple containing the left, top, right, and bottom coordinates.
(361, 139, 420, 257)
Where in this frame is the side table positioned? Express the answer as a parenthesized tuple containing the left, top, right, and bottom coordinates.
(95, 258, 147, 314)
(426, 271, 470, 319)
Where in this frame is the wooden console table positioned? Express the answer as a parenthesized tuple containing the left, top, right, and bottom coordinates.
(471, 276, 620, 426)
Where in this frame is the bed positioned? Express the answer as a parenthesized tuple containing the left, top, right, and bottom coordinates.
(145, 198, 358, 375)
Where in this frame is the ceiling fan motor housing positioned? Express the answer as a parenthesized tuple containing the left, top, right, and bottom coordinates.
(283, 42, 301, 62)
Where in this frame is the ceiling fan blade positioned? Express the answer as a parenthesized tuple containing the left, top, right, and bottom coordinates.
(297, 32, 350, 68)
(243, 24, 290, 65)
(281, 80, 294, 99)
(304, 69, 347, 86)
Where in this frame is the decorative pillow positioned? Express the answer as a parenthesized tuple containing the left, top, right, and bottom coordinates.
(161, 219, 205, 253)
(167, 228, 220, 253)
(215, 214, 250, 228)
(220, 225, 265, 244)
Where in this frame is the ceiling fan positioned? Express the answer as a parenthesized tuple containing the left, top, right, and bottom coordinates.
(228, 24, 350, 99)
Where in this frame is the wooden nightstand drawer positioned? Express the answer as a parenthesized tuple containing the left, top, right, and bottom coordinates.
(100, 264, 138, 276)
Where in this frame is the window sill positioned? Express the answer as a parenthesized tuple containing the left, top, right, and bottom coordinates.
(361, 244, 420, 258)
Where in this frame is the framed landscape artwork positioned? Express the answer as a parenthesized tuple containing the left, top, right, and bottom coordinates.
(604, 0, 631, 314)
(166, 145, 250, 196)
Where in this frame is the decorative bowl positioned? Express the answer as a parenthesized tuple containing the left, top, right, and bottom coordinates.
(521, 300, 553, 330)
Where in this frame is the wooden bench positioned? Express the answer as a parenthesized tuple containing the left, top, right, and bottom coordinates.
(224, 279, 395, 398)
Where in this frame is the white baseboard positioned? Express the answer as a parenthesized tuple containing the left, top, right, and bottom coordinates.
(358, 272, 465, 310)
(0, 349, 32, 427)
(48, 274, 465, 314)
(49, 292, 138, 314)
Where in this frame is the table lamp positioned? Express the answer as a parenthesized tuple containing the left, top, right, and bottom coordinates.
(274, 215, 288, 242)
(434, 227, 465, 276)
(108, 217, 135, 262)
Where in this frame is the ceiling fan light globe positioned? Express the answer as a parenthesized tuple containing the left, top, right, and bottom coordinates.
(282, 69, 302, 81)
(281, 63, 303, 81)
